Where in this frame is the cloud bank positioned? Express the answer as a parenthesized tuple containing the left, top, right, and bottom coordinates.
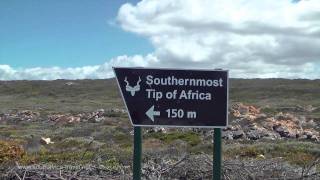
(0, 55, 157, 80)
(117, 0, 320, 78)
(1, 0, 319, 80)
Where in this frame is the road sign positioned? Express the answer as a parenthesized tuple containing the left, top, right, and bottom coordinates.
(113, 67, 228, 127)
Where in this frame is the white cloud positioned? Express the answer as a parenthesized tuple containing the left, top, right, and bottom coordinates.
(1, 0, 319, 80)
(117, 0, 320, 78)
(0, 54, 158, 80)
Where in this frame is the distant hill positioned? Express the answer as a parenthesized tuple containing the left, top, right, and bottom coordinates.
(0, 78, 319, 117)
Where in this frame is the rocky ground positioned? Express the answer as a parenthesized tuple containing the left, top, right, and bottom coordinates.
(1, 103, 319, 144)
(0, 79, 319, 179)
(0, 108, 126, 124)
(0, 103, 320, 179)
(223, 103, 319, 142)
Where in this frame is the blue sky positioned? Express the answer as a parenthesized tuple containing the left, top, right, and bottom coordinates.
(0, 0, 319, 80)
(0, 0, 152, 68)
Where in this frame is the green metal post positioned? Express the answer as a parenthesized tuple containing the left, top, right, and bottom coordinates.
(133, 126, 142, 180)
(213, 128, 222, 180)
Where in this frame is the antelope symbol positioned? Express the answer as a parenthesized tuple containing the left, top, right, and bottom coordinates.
(124, 76, 141, 96)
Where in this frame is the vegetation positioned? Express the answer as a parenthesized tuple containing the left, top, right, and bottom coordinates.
(147, 131, 201, 146)
(0, 78, 319, 179)
(224, 141, 320, 165)
(0, 140, 25, 164)
(1, 78, 319, 114)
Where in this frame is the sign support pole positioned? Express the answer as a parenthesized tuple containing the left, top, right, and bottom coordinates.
(133, 126, 142, 180)
(213, 128, 222, 180)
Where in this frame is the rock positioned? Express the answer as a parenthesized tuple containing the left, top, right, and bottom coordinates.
(231, 125, 240, 131)
(287, 132, 297, 139)
(261, 136, 276, 141)
(243, 115, 257, 121)
(223, 126, 232, 131)
(275, 112, 297, 122)
(226, 134, 233, 140)
(304, 130, 314, 139)
(275, 113, 286, 120)
(96, 108, 105, 112)
(223, 125, 240, 131)
(257, 154, 266, 159)
(94, 117, 105, 122)
(274, 125, 290, 137)
(233, 118, 242, 123)
(11, 110, 41, 121)
(246, 130, 260, 140)
(265, 130, 280, 138)
(130, 130, 134, 136)
(306, 119, 317, 127)
(147, 127, 167, 133)
(222, 131, 233, 140)
(256, 113, 267, 119)
(311, 135, 319, 142)
(233, 130, 244, 139)
(260, 130, 273, 138)
(68, 116, 81, 123)
(248, 105, 260, 115)
(40, 137, 54, 145)
(65, 82, 75, 86)
(304, 105, 316, 112)
(231, 103, 263, 123)
(238, 105, 250, 115)
(48, 114, 81, 123)
(263, 118, 276, 130)
(248, 123, 259, 130)
(232, 111, 241, 117)
(155, 127, 166, 133)
(108, 108, 127, 114)
(299, 135, 308, 140)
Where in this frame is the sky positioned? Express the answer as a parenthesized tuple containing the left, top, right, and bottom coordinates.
(0, 0, 319, 80)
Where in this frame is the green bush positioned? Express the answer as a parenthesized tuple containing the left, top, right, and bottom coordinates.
(148, 131, 201, 146)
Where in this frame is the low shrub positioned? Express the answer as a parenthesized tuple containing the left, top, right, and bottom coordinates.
(147, 131, 201, 146)
(0, 140, 25, 164)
